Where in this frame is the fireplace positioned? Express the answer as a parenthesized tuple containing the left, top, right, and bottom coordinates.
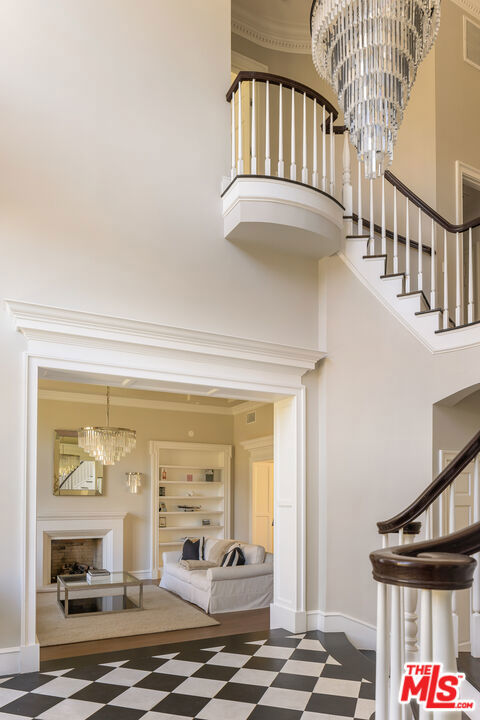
(50, 538, 103, 583)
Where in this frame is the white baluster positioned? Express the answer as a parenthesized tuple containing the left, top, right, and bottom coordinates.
(251, 79, 256, 174)
(419, 589, 433, 720)
(418, 207, 423, 291)
(369, 179, 374, 255)
(278, 84, 284, 178)
(393, 187, 398, 273)
(430, 219, 436, 309)
(390, 585, 403, 720)
(342, 130, 352, 221)
(455, 232, 461, 326)
(404, 534, 418, 662)
(381, 175, 386, 255)
(425, 505, 433, 541)
(312, 100, 318, 188)
(358, 159, 363, 234)
(432, 591, 462, 720)
(468, 228, 474, 323)
(265, 80, 271, 176)
(472, 454, 480, 657)
(405, 199, 410, 292)
(443, 230, 449, 329)
(237, 81, 244, 174)
(398, 529, 407, 720)
(376, 534, 389, 720)
(290, 87, 296, 180)
(231, 90, 236, 180)
(449, 482, 459, 656)
(329, 117, 335, 196)
(322, 105, 327, 192)
(301, 92, 308, 184)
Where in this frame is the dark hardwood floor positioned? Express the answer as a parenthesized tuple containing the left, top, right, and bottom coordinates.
(40, 607, 270, 661)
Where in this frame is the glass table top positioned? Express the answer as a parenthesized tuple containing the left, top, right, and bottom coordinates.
(57, 571, 140, 588)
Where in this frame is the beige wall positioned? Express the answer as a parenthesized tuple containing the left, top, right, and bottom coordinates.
(433, 390, 480, 466)
(232, 404, 274, 541)
(37, 398, 234, 572)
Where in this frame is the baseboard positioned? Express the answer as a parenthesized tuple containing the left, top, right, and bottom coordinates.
(307, 610, 376, 650)
(270, 603, 307, 633)
(0, 644, 39, 675)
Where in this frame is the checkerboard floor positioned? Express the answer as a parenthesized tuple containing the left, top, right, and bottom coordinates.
(0, 629, 376, 719)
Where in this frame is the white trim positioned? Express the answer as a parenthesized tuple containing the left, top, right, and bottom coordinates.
(307, 610, 376, 650)
(452, 0, 480, 20)
(232, 6, 311, 55)
(0, 645, 40, 675)
(6, 300, 321, 371)
(455, 159, 480, 225)
(231, 51, 268, 73)
(38, 388, 264, 417)
(463, 14, 480, 70)
(270, 603, 307, 633)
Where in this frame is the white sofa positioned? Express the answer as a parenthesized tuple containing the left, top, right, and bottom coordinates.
(160, 538, 273, 614)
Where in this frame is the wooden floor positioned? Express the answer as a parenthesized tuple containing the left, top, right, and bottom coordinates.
(40, 607, 270, 661)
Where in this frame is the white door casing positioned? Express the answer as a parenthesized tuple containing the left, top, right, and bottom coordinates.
(5, 300, 324, 671)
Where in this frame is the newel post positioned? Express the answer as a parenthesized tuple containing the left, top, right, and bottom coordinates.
(342, 129, 353, 235)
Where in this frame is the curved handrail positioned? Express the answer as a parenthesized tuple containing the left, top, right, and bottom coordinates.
(378, 429, 480, 534)
(385, 171, 480, 233)
(370, 522, 480, 590)
(226, 71, 338, 120)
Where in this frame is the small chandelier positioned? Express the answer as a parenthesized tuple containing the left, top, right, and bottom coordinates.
(126, 472, 143, 494)
(78, 387, 136, 466)
(311, 0, 440, 178)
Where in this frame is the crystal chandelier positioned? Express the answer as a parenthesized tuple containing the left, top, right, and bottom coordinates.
(311, 0, 441, 178)
(78, 387, 136, 466)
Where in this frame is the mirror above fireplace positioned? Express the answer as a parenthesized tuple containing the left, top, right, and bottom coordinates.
(54, 430, 104, 496)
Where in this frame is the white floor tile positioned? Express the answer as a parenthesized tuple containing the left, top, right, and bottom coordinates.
(259, 686, 311, 711)
(254, 645, 294, 660)
(0, 713, 35, 719)
(154, 660, 203, 677)
(287, 634, 305, 639)
(281, 660, 325, 677)
(196, 698, 255, 720)
(109, 687, 168, 710)
(229, 668, 277, 687)
(325, 655, 341, 666)
(173, 677, 226, 698)
(42, 669, 74, 677)
(96, 667, 150, 686)
(100, 660, 129, 667)
(31, 677, 91, 698)
(313, 676, 361, 697)
(200, 646, 225, 653)
(206, 652, 250, 668)
(355, 697, 376, 719)
(297, 639, 326, 652)
(36, 699, 103, 720)
(301, 713, 352, 720)
(152, 653, 179, 660)
(244, 640, 267, 646)
(0, 688, 26, 708)
(140, 713, 193, 720)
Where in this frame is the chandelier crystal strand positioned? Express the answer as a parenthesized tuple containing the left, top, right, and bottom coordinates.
(311, 0, 440, 179)
(78, 387, 136, 466)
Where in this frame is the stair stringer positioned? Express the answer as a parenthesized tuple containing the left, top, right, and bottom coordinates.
(339, 235, 480, 354)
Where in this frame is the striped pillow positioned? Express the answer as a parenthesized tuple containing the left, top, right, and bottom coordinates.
(220, 545, 245, 567)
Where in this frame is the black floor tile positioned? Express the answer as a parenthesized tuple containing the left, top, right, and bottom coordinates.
(87, 705, 145, 720)
(0, 692, 62, 717)
(192, 664, 238, 681)
(271, 672, 317, 692)
(359, 680, 375, 699)
(134, 671, 185, 692)
(1, 672, 53, 692)
(306, 691, 358, 716)
(152, 691, 210, 716)
(70, 681, 128, 704)
(64, 665, 115, 681)
(290, 649, 328, 663)
(321, 662, 366, 681)
(216, 681, 267, 704)
(248, 705, 302, 719)
(244, 656, 287, 673)
(121, 656, 166, 672)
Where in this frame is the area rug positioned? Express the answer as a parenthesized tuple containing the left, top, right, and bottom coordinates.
(36, 585, 218, 646)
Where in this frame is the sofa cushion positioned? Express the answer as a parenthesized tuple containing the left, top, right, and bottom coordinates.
(165, 562, 210, 592)
(240, 543, 265, 565)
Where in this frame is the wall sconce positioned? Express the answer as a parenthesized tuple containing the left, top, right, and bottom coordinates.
(126, 472, 143, 494)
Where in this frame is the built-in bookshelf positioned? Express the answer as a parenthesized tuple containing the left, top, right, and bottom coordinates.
(149, 441, 232, 576)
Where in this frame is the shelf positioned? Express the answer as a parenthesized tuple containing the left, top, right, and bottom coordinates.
(158, 510, 223, 515)
(158, 495, 224, 500)
(160, 465, 224, 470)
(159, 525, 224, 531)
(159, 481, 224, 486)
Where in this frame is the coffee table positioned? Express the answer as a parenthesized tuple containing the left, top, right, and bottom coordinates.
(57, 571, 144, 618)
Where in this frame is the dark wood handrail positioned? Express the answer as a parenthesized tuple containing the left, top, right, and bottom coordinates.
(378, 429, 480, 534)
(226, 71, 338, 120)
(370, 522, 480, 590)
(385, 171, 480, 233)
(350, 212, 433, 256)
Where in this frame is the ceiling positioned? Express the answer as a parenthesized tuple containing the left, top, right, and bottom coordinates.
(232, 0, 312, 54)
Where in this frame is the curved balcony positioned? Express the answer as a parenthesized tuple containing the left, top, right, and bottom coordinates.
(222, 72, 345, 258)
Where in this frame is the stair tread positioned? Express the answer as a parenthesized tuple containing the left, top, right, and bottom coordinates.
(380, 273, 404, 279)
(436, 318, 480, 333)
(362, 254, 387, 260)
(346, 234, 370, 239)
(415, 308, 443, 316)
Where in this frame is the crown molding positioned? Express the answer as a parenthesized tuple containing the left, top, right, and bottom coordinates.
(5, 300, 324, 372)
(38, 387, 264, 417)
(451, 0, 480, 18)
(240, 435, 274, 451)
(232, 6, 312, 55)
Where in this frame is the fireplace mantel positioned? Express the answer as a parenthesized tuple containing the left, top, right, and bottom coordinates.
(37, 512, 126, 590)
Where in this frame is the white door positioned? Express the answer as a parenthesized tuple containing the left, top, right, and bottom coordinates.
(440, 450, 474, 651)
(252, 461, 274, 553)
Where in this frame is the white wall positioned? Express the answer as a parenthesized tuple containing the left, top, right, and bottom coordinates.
(0, 0, 321, 651)
(37, 397, 234, 573)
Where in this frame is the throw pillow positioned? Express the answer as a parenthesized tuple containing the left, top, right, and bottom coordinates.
(221, 545, 245, 567)
(182, 538, 200, 560)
